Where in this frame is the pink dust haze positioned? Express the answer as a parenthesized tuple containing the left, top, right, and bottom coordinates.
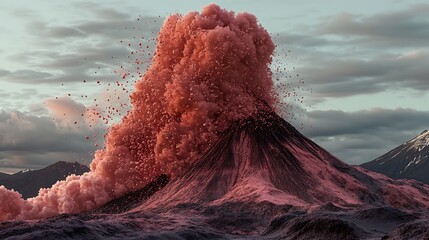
(0, 4, 277, 220)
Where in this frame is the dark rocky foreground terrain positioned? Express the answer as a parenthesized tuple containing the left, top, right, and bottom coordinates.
(1, 199, 428, 239)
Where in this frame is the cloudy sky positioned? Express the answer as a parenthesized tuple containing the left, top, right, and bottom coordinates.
(0, 0, 428, 173)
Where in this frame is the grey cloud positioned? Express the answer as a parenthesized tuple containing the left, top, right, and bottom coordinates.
(0, 110, 105, 172)
(4, 45, 135, 84)
(3, 11, 159, 85)
(75, 17, 162, 39)
(27, 22, 84, 39)
(27, 103, 49, 115)
(48, 26, 85, 38)
(311, 134, 396, 165)
(72, 1, 100, 9)
(268, 5, 429, 103)
(319, 4, 429, 48)
(26, 15, 161, 41)
(11, 88, 39, 100)
(0, 69, 10, 76)
(94, 8, 130, 20)
(300, 59, 386, 85)
(36, 46, 130, 69)
(297, 50, 429, 99)
(29, 22, 84, 39)
(272, 31, 347, 50)
(312, 80, 385, 98)
(0, 88, 58, 114)
(5, 70, 53, 81)
(72, 3, 130, 20)
(273, 33, 332, 48)
(303, 108, 429, 137)
(272, 5, 429, 52)
(298, 108, 429, 164)
(0, 111, 90, 152)
(10, 8, 36, 18)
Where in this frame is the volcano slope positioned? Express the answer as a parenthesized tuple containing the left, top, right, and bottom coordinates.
(1, 111, 429, 240)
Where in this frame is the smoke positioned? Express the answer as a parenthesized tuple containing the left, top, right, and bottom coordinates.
(0, 4, 276, 221)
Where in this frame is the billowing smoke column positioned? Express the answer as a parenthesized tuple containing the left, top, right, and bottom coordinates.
(0, 4, 276, 220)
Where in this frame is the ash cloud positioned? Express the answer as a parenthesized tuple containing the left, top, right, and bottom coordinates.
(0, 4, 277, 221)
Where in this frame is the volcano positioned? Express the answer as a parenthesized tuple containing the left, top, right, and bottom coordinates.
(361, 130, 429, 184)
(140, 111, 429, 211)
(1, 4, 429, 239)
(2, 112, 429, 239)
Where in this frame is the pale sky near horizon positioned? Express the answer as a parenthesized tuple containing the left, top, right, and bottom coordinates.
(1, 0, 428, 173)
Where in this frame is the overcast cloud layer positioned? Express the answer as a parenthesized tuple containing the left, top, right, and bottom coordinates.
(0, 1, 428, 172)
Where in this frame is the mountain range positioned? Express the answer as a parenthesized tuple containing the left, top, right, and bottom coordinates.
(361, 130, 429, 184)
(0, 161, 89, 199)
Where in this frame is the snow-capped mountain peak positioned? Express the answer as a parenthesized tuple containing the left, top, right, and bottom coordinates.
(14, 169, 32, 174)
(361, 129, 429, 184)
(409, 130, 429, 150)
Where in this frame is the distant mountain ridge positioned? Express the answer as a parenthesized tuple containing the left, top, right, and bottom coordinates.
(0, 161, 89, 199)
(361, 130, 429, 184)
(0, 172, 9, 181)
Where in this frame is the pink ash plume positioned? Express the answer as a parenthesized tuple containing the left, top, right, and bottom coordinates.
(0, 4, 276, 220)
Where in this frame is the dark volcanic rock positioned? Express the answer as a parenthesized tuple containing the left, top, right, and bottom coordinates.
(92, 174, 169, 214)
(280, 216, 366, 240)
(383, 220, 429, 240)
